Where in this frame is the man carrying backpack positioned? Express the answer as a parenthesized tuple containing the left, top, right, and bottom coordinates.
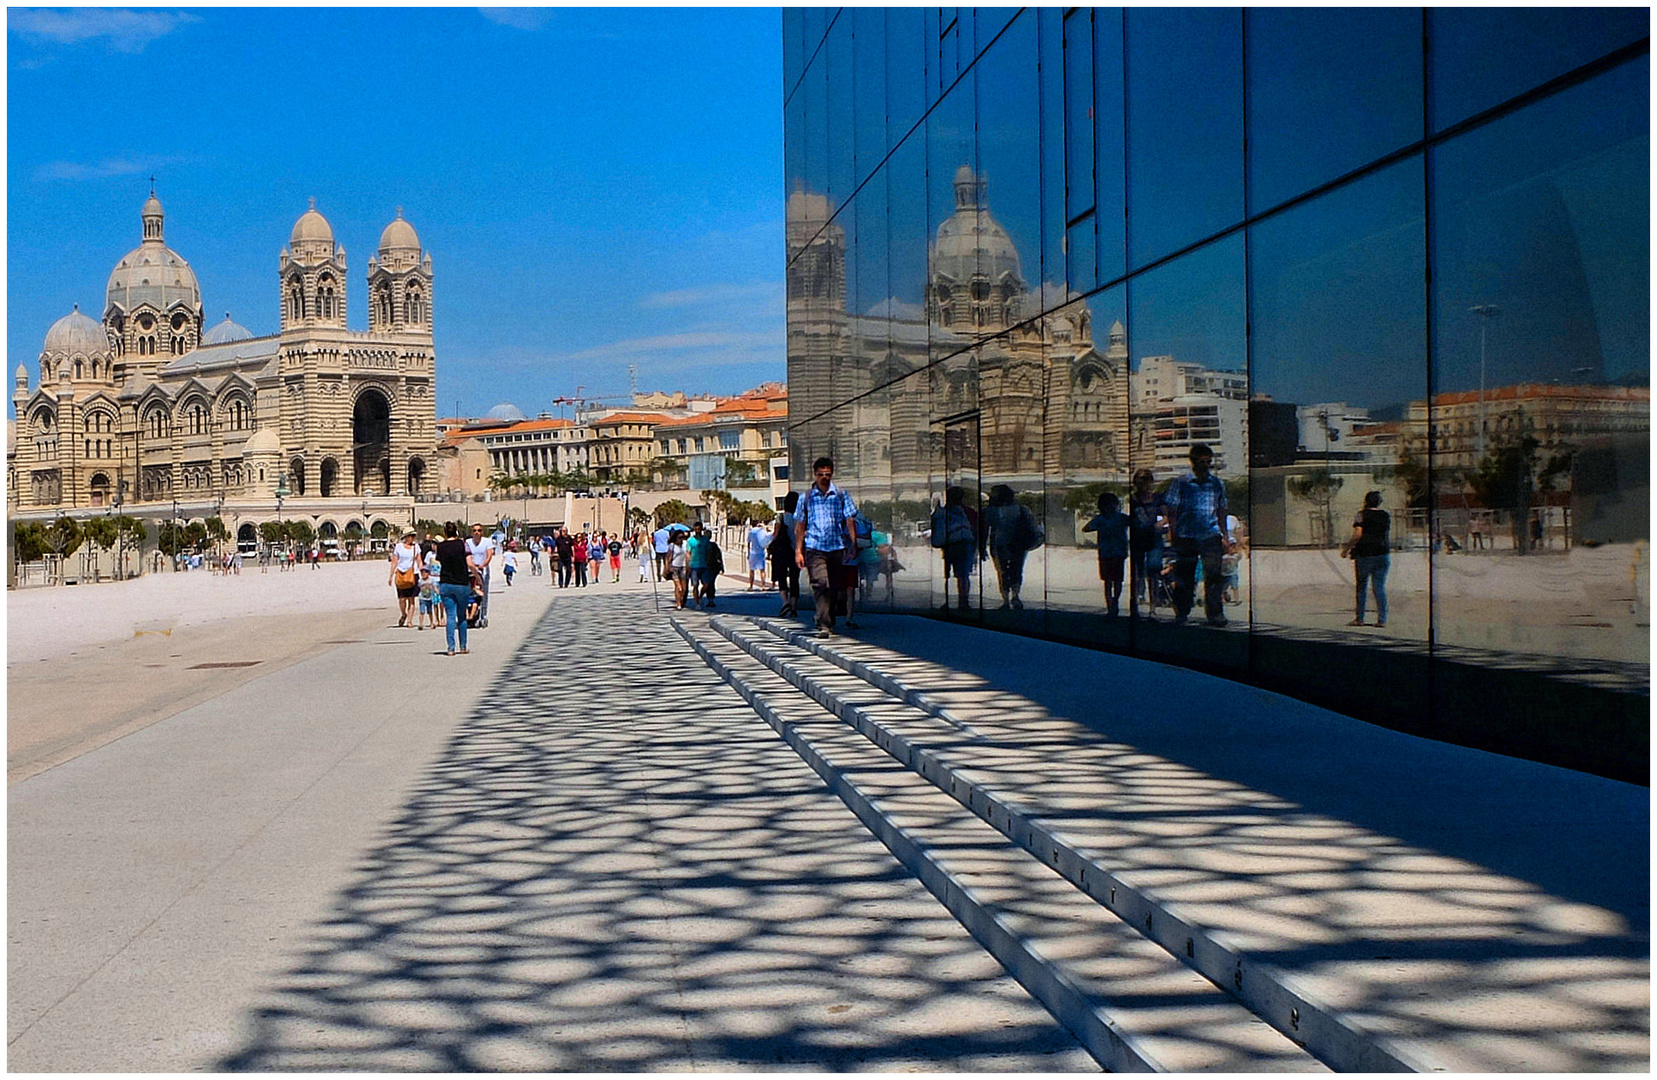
(793, 457, 859, 639)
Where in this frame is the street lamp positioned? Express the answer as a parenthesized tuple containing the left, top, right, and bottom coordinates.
(1469, 304, 1501, 458)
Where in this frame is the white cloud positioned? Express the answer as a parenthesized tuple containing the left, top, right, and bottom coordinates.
(9, 9, 198, 53)
(33, 156, 180, 182)
(477, 8, 554, 31)
(640, 282, 783, 309)
(566, 330, 780, 365)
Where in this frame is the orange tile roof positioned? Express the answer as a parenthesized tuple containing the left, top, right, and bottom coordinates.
(1430, 383, 1649, 407)
(591, 411, 674, 426)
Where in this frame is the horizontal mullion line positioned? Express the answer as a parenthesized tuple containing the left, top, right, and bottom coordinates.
(785, 37, 1648, 433)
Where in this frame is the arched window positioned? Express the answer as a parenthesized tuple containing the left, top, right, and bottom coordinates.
(377, 285, 392, 327)
(189, 403, 207, 435)
(405, 287, 422, 324)
(289, 279, 304, 322)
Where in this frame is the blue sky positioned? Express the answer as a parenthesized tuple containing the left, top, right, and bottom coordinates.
(8, 7, 784, 419)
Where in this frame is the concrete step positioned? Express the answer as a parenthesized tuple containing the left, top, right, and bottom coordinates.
(715, 615, 1440, 1073)
(720, 615, 1650, 1074)
(672, 616, 1326, 1074)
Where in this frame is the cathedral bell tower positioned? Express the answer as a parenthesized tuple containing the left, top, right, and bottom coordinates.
(279, 199, 347, 331)
(367, 209, 433, 333)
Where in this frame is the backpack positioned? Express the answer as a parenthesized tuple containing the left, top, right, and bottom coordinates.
(1010, 507, 1044, 552)
(931, 505, 973, 547)
(708, 541, 724, 574)
(854, 514, 874, 550)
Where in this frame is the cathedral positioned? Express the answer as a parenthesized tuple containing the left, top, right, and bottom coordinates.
(9, 193, 437, 545)
(785, 166, 1130, 499)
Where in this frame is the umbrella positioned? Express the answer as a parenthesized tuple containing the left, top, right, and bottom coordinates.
(667, 523, 692, 533)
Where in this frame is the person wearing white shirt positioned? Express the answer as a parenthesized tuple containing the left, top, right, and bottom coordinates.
(465, 524, 496, 628)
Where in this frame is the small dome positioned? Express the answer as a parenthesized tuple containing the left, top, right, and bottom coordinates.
(16, 363, 29, 383)
(242, 426, 280, 454)
(931, 166, 1023, 289)
(378, 209, 420, 252)
(44, 307, 107, 356)
(290, 198, 335, 245)
(485, 402, 526, 422)
(142, 193, 163, 218)
(202, 313, 253, 344)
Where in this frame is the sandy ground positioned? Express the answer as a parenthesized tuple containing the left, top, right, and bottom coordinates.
(7, 560, 399, 665)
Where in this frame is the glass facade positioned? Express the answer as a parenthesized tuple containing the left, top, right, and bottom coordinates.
(784, 8, 1649, 778)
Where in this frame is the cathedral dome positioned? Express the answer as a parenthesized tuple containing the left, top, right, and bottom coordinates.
(485, 402, 526, 422)
(107, 195, 202, 315)
(290, 199, 335, 246)
(202, 313, 254, 344)
(242, 426, 280, 454)
(44, 307, 107, 355)
(378, 209, 420, 253)
(931, 166, 1023, 290)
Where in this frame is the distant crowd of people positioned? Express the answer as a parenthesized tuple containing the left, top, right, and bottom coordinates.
(379, 442, 1395, 655)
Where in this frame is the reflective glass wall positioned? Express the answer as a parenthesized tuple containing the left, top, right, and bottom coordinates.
(784, 8, 1649, 772)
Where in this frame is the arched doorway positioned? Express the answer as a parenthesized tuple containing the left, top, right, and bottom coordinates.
(407, 457, 426, 496)
(237, 522, 257, 554)
(289, 457, 306, 497)
(89, 472, 111, 507)
(320, 457, 339, 498)
(352, 389, 392, 496)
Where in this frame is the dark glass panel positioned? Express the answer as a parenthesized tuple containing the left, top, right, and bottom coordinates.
(886, 8, 928, 146)
(1430, 7, 1649, 131)
(974, 11, 1040, 335)
(1037, 6, 1067, 306)
(783, 9, 804, 103)
(1062, 8, 1095, 225)
(1092, 9, 1126, 284)
(1125, 235, 1248, 669)
(1246, 8, 1423, 213)
(801, 34, 830, 207)
(1125, 8, 1243, 268)
(825, 16, 856, 210)
(852, 7, 888, 178)
(1248, 157, 1427, 648)
(974, 6, 1019, 49)
(1430, 57, 1648, 668)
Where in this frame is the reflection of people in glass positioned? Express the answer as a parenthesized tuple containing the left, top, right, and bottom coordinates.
(982, 484, 1038, 610)
(930, 485, 979, 613)
(1083, 492, 1131, 617)
(1127, 468, 1166, 618)
(1341, 490, 1390, 627)
(1163, 444, 1231, 627)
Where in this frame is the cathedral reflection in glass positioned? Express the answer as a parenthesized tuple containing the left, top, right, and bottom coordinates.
(783, 8, 1648, 778)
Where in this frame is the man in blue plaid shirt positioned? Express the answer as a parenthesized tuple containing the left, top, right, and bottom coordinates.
(793, 456, 858, 637)
(1163, 443, 1231, 627)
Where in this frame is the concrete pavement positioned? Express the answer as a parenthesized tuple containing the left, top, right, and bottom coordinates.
(9, 573, 1096, 1071)
(672, 585, 1650, 1072)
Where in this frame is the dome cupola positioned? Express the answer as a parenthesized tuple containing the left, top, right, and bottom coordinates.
(378, 208, 420, 254)
(106, 191, 202, 322)
(44, 306, 107, 356)
(289, 198, 336, 259)
(202, 312, 254, 345)
(927, 166, 1026, 331)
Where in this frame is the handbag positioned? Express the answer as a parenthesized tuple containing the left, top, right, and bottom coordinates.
(394, 566, 417, 589)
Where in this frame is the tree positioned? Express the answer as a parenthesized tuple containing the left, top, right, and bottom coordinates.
(289, 519, 317, 549)
(13, 522, 47, 564)
(183, 520, 208, 550)
(259, 520, 287, 545)
(654, 498, 695, 528)
(1288, 470, 1345, 547)
(204, 516, 229, 550)
(628, 506, 652, 531)
(1466, 418, 1553, 554)
(81, 516, 119, 553)
(415, 518, 443, 539)
(113, 515, 147, 550)
(723, 456, 758, 485)
(39, 516, 83, 559)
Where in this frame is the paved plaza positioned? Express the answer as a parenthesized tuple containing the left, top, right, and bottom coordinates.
(7, 563, 1649, 1071)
